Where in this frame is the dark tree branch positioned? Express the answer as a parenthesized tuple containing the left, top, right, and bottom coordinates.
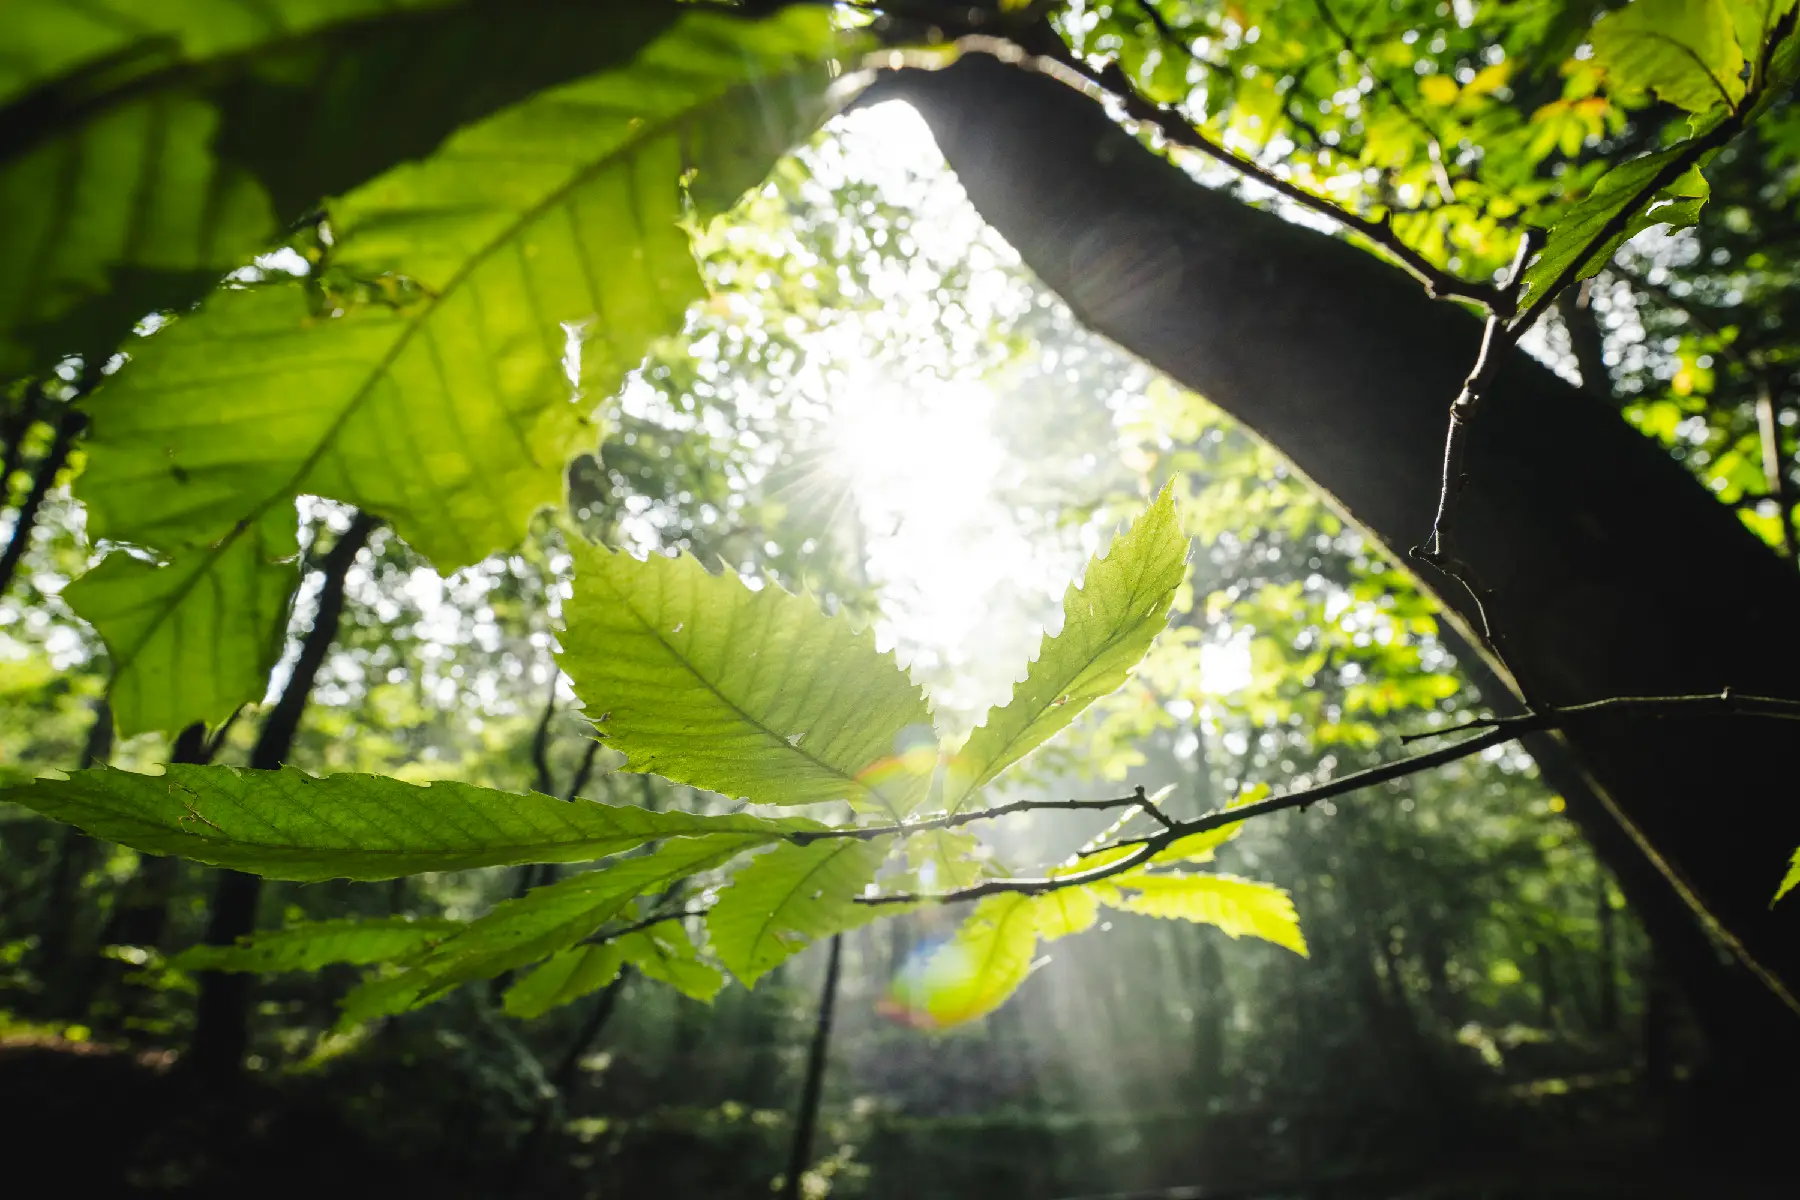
(780, 933, 843, 1200)
(190, 509, 380, 1081)
(0, 404, 83, 600)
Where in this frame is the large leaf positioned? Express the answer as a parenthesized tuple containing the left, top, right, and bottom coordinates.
(67, 5, 842, 736)
(706, 837, 892, 986)
(172, 916, 459, 974)
(1591, 0, 1746, 113)
(0, 764, 821, 881)
(621, 921, 725, 1003)
(1104, 872, 1309, 957)
(561, 543, 936, 814)
(892, 893, 1042, 1028)
(1518, 147, 1712, 309)
(341, 835, 747, 1024)
(0, 0, 687, 382)
(945, 487, 1187, 808)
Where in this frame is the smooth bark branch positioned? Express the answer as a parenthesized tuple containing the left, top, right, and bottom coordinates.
(189, 511, 380, 1079)
(891, 55, 1800, 1005)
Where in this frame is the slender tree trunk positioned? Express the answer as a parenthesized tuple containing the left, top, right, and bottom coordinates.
(189, 511, 379, 1079)
(36, 699, 112, 982)
(781, 934, 843, 1200)
(1599, 873, 1621, 1036)
(0, 404, 81, 600)
(897, 56, 1800, 1039)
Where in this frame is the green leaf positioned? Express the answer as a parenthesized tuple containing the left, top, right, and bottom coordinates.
(67, 6, 841, 735)
(0, 764, 820, 881)
(946, 487, 1187, 809)
(1031, 887, 1101, 941)
(1148, 787, 1264, 866)
(0, 0, 690, 382)
(561, 543, 936, 815)
(1104, 872, 1308, 957)
(1775, 846, 1800, 905)
(905, 830, 992, 891)
(342, 835, 746, 1024)
(502, 942, 627, 1020)
(706, 837, 892, 986)
(61, 507, 298, 740)
(172, 916, 458, 974)
(1591, 0, 1745, 113)
(618, 922, 725, 1004)
(1519, 148, 1712, 308)
(895, 893, 1041, 1028)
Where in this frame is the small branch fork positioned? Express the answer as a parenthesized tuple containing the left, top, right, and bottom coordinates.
(571, 690, 1800, 943)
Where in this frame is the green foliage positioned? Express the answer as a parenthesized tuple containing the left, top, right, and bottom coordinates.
(1103, 873, 1309, 958)
(0, 0, 689, 382)
(0, 764, 821, 881)
(1776, 847, 1800, 904)
(1591, 0, 1746, 113)
(1519, 149, 1713, 307)
(62, 4, 841, 736)
(561, 542, 935, 816)
(946, 485, 1187, 809)
(502, 942, 628, 1019)
(706, 838, 893, 986)
(173, 916, 459, 974)
(340, 834, 750, 1024)
(901, 893, 1042, 1028)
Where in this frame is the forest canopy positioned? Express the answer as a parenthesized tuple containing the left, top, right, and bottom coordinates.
(1, 0, 1798, 1196)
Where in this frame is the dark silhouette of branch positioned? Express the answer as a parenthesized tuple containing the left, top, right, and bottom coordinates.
(780, 933, 843, 1200)
(530, 672, 558, 797)
(0, 404, 83, 600)
(189, 509, 380, 1081)
(565, 739, 602, 803)
(0, 382, 44, 511)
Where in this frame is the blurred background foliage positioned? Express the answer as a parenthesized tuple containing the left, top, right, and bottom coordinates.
(2, 0, 1795, 1196)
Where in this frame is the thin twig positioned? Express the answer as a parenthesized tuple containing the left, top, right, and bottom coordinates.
(1399, 688, 1800, 743)
(786, 789, 1159, 845)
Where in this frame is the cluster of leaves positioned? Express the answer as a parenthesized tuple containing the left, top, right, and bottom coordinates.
(4, 487, 1307, 1026)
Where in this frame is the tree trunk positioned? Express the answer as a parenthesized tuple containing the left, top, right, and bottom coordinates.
(781, 934, 843, 1200)
(895, 57, 1800, 1039)
(189, 511, 379, 1079)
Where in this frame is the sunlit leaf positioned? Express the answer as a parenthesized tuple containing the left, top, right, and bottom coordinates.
(171, 916, 458, 974)
(1105, 872, 1308, 957)
(67, 6, 841, 735)
(893, 893, 1041, 1028)
(562, 543, 935, 814)
(0, 0, 691, 382)
(1519, 148, 1712, 308)
(1591, 0, 1745, 113)
(1776, 846, 1800, 904)
(946, 487, 1187, 809)
(341, 836, 746, 1025)
(0, 764, 818, 881)
(1031, 887, 1100, 941)
(706, 837, 892, 986)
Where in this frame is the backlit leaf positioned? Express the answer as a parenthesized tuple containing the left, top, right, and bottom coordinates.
(66, 6, 841, 735)
(341, 836, 747, 1025)
(1105, 872, 1308, 956)
(1592, 0, 1745, 113)
(0, 764, 819, 881)
(946, 487, 1187, 809)
(502, 942, 628, 1020)
(706, 837, 892, 986)
(895, 893, 1041, 1028)
(562, 543, 935, 815)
